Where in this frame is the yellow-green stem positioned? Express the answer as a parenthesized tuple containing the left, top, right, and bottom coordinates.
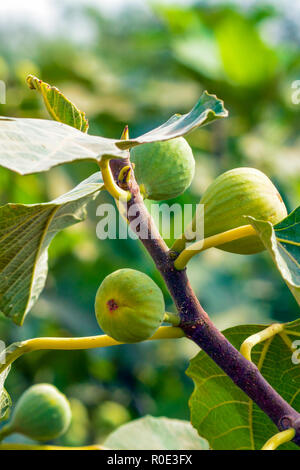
(240, 323, 284, 362)
(171, 234, 188, 253)
(261, 428, 295, 450)
(100, 159, 131, 202)
(0, 327, 184, 375)
(118, 165, 132, 186)
(163, 311, 180, 326)
(0, 443, 105, 450)
(174, 225, 257, 270)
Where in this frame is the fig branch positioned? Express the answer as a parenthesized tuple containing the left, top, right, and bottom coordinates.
(109, 155, 300, 447)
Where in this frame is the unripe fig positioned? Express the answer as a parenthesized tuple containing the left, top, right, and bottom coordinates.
(95, 269, 165, 343)
(7, 384, 71, 441)
(193, 167, 287, 254)
(130, 137, 195, 200)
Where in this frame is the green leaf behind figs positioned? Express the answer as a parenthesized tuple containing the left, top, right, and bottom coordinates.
(246, 207, 300, 307)
(0, 172, 103, 325)
(187, 321, 300, 450)
(215, 12, 277, 87)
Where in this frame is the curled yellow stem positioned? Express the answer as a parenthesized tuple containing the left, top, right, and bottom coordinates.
(118, 165, 132, 186)
(174, 225, 257, 270)
(240, 324, 284, 362)
(100, 158, 131, 202)
(261, 428, 295, 450)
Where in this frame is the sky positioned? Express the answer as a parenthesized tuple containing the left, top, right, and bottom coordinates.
(0, 0, 146, 35)
(0, 0, 152, 42)
(1, 0, 300, 37)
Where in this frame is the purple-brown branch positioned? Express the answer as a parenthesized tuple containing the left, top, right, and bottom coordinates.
(110, 157, 300, 446)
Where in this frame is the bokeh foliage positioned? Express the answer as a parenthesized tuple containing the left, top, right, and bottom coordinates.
(0, 1, 299, 445)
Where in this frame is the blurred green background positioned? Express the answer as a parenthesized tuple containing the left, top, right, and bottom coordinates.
(0, 0, 299, 446)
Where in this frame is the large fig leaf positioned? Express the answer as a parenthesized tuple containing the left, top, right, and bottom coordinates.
(0, 172, 103, 325)
(27, 75, 89, 132)
(246, 207, 300, 307)
(0, 117, 127, 175)
(187, 320, 300, 450)
(118, 91, 228, 150)
(104, 416, 209, 450)
(0, 91, 227, 175)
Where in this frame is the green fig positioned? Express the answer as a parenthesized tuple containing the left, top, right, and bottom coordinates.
(2, 384, 72, 442)
(95, 269, 165, 343)
(130, 137, 195, 200)
(191, 167, 287, 254)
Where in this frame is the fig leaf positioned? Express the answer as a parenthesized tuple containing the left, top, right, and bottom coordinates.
(246, 206, 300, 307)
(27, 75, 89, 132)
(0, 172, 103, 324)
(188, 319, 300, 450)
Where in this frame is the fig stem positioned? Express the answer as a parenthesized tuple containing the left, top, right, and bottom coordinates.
(163, 311, 181, 326)
(174, 224, 257, 270)
(240, 323, 284, 362)
(261, 428, 295, 450)
(171, 235, 187, 253)
(100, 158, 131, 202)
(0, 327, 184, 375)
(118, 165, 132, 186)
(0, 443, 105, 450)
